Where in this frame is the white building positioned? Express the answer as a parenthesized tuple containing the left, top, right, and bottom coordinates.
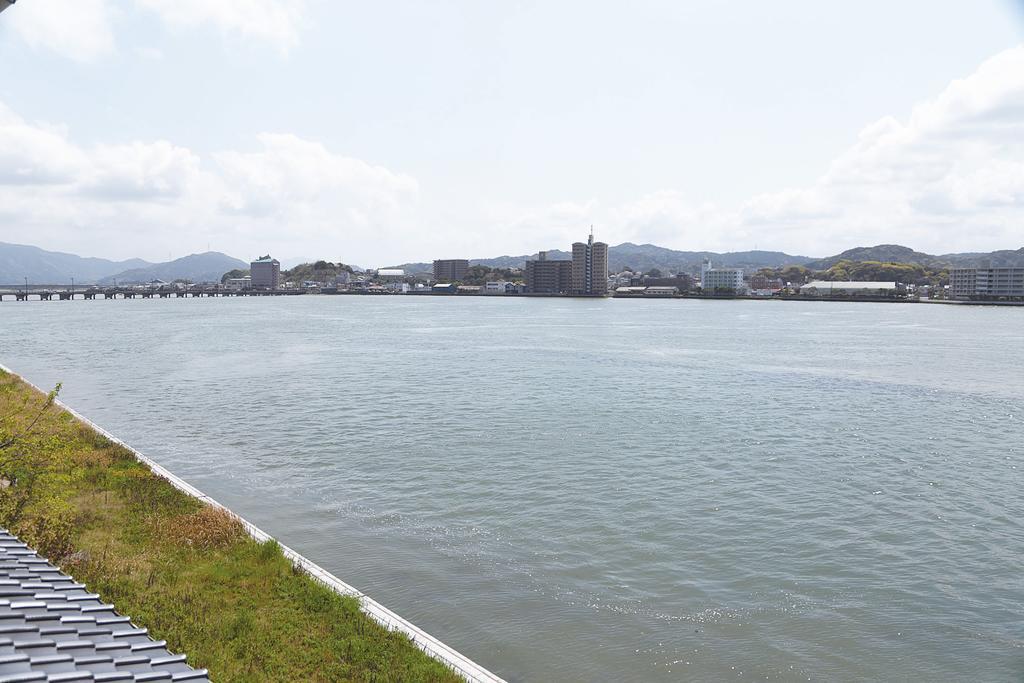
(482, 281, 511, 295)
(225, 277, 251, 291)
(800, 281, 900, 296)
(701, 267, 745, 293)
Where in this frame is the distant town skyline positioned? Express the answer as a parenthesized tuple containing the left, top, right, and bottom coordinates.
(1, 2, 1023, 265)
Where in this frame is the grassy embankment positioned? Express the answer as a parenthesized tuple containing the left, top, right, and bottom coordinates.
(0, 370, 461, 683)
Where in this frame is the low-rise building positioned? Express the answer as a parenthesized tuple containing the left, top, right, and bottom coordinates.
(226, 276, 252, 291)
(645, 275, 692, 292)
(950, 266, 1024, 299)
(482, 280, 511, 295)
(643, 286, 679, 297)
(800, 281, 902, 297)
(749, 274, 784, 291)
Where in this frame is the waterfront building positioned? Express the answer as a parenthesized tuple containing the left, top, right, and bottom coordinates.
(433, 259, 469, 282)
(525, 252, 572, 293)
(377, 268, 405, 280)
(645, 275, 693, 292)
(612, 271, 634, 287)
(643, 286, 679, 297)
(225, 276, 251, 291)
(482, 280, 512, 295)
(251, 255, 281, 289)
(701, 266, 745, 293)
(701, 257, 713, 283)
(749, 274, 784, 291)
(800, 281, 901, 297)
(950, 266, 1024, 299)
(571, 232, 609, 295)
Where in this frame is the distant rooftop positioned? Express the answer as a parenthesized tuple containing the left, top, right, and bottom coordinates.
(0, 528, 209, 682)
(802, 280, 897, 289)
(251, 255, 278, 263)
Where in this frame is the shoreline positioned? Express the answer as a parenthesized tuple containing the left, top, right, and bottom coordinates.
(2, 286, 1022, 306)
(0, 362, 506, 683)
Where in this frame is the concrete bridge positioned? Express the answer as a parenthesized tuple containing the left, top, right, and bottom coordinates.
(0, 286, 309, 301)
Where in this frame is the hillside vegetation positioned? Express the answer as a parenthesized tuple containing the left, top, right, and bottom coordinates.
(759, 259, 948, 286)
(284, 261, 356, 284)
(0, 371, 460, 683)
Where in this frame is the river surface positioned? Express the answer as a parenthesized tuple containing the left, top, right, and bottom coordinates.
(2, 296, 1022, 681)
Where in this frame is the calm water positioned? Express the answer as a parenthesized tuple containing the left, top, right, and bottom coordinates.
(2, 297, 1023, 681)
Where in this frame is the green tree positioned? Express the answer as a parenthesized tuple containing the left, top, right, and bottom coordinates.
(220, 269, 249, 284)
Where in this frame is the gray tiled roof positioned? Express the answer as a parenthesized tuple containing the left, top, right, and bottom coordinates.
(0, 529, 208, 683)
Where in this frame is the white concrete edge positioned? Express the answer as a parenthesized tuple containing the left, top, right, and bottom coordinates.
(0, 364, 507, 683)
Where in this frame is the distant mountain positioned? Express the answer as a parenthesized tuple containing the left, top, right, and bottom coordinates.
(805, 244, 1024, 270)
(98, 252, 248, 284)
(941, 247, 1024, 268)
(804, 245, 949, 270)
(604, 244, 812, 273)
(0, 242, 151, 285)
(391, 244, 812, 275)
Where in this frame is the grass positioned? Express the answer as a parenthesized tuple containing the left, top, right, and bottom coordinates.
(0, 370, 462, 683)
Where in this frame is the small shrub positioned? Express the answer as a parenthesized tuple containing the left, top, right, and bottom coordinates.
(20, 500, 75, 561)
(257, 539, 280, 563)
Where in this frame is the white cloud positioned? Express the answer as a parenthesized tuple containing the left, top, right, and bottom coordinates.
(0, 103, 86, 184)
(0, 102, 419, 263)
(85, 141, 205, 200)
(467, 47, 1024, 258)
(136, 0, 305, 53)
(727, 45, 1024, 255)
(3, 45, 1024, 263)
(4, 0, 305, 61)
(5, 0, 116, 62)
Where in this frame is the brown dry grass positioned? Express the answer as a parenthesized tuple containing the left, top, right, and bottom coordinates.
(161, 506, 245, 550)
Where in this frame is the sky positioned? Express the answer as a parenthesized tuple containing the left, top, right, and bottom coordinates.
(1, 0, 1024, 266)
